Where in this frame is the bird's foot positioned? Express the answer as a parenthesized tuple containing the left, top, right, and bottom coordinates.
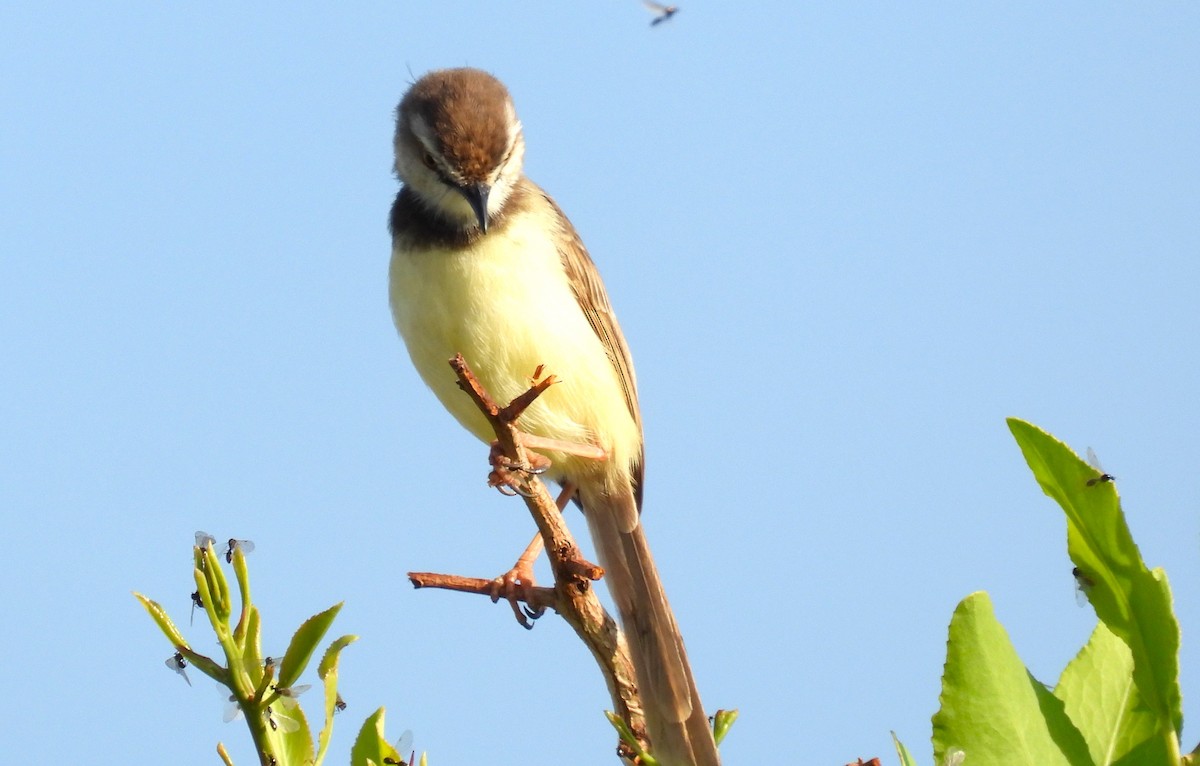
(488, 442, 552, 496)
(489, 556, 545, 629)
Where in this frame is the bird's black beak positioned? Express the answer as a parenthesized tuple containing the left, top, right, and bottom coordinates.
(459, 182, 491, 233)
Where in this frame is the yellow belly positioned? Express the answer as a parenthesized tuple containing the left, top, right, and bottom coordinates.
(389, 210, 641, 486)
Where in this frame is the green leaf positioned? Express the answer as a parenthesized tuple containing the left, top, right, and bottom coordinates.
(931, 591, 1092, 766)
(231, 543, 254, 645)
(191, 570, 221, 640)
(891, 731, 917, 766)
(1007, 419, 1182, 736)
(604, 711, 657, 766)
(224, 607, 267, 699)
(313, 634, 358, 766)
(269, 699, 315, 766)
(243, 606, 263, 679)
(278, 602, 343, 689)
(1055, 621, 1170, 765)
(712, 708, 738, 747)
(134, 593, 187, 648)
(318, 634, 359, 680)
(351, 707, 392, 766)
(175, 646, 227, 684)
(199, 543, 232, 623)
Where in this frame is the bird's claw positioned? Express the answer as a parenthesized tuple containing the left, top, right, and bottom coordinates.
(488, 442, 550, 496)
(489, 563, 546, 629)
(490, 472, 536, 497)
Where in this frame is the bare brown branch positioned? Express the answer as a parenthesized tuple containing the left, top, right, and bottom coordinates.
(408, 571, 559, 627)
(408, 572, 555, 603)
(407, 354, 649, 758)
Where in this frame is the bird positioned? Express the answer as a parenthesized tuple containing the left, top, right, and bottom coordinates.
(387, 68, 719, 766)
(644, 0, 680, 26)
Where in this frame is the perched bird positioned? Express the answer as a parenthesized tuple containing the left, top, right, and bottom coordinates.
(387, 68, 719, 766)
(644, 0, 680, 26)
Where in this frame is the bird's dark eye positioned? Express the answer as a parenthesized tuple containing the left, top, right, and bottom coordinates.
(422, 151, 437, 170)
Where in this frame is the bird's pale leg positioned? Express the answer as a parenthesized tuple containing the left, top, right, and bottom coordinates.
(518, 433, 608, 461)
(490, 482, 576, 628)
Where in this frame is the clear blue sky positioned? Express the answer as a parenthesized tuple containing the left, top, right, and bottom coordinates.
(2, 3, 1198, 765)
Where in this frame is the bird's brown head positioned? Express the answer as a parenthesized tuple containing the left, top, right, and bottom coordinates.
(394, 68, 526, 233)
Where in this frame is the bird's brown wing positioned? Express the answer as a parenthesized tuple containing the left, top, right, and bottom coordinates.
(534, 182, 645, 509)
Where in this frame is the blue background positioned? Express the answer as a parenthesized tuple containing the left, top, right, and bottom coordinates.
(2, 3, 1198, 764)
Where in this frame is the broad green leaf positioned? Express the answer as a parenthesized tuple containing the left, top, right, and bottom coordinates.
(1056, 622, 1171, 765)
(269, 699, 314, 766)
(931, 592, 1091, 766)
(351, 707, 392, 766)
(1008, 419, 1181, 736)
(891, 731, 917, 766)
(278, 602, 343, 689)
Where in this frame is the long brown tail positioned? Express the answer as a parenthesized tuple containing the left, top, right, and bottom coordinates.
(582, 483, 721, 766)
